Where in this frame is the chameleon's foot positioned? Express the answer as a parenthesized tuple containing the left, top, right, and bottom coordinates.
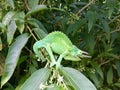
(50, 61, 57, 67)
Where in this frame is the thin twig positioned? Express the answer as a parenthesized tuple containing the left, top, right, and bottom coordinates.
(25, 47, 33, 54)
(110, 29, 120, 33)
(27, 25, 38, 41)
(77, 0, 95, 15)
(41, 0, 46, 4)
(100, 59, 112, 67)
(24, 0, 30, 10)
(109, 15, 120, 24)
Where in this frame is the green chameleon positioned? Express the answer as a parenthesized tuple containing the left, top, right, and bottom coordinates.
(33, 31, 90, 69)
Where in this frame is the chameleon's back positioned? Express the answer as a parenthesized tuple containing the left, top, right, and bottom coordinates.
(43, 31, 73, 54)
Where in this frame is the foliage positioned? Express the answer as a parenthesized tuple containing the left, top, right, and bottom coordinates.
(0, 0, 120, 90)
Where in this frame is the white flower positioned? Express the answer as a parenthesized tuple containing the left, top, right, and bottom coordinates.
(57, 75, 63, 83)
(39, 83, 45, 90)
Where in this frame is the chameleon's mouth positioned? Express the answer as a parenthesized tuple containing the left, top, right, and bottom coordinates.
(78, 50, 91, 58)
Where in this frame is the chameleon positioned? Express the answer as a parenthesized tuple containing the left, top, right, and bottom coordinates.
(33, 31, 90, 69)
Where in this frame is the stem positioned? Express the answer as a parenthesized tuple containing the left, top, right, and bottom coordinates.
(24, 0, 30, 10)
(110, 29, 120, 33)
(27, 25, 38, 41)
(41, 0, 46, 4)
(109, 15, 120, 24)
(77, 0, 95, 16)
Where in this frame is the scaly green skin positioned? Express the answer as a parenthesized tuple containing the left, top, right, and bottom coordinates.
(33, 31, 90, 69)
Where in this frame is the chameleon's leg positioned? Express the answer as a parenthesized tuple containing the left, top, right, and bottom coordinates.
(33, 41, 56, 67)
(33, 41, 46, 62)
(56, 51, 68, 70)
(45, 44, 56, 67)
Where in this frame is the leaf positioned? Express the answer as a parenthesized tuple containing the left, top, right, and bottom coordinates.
(0, 37, 2, 51)
(66, 18, 86, 35)
(106, 0, 117, 19)
(86, 11, 97, 32)
(7, 20, 17, 44)
(1, 33, 29, 87)
(6, 0, 15, 9)
(114, 82, 120, 88)
(116, 61, 120, 77)
(15, 73, 30, 90)
(0, 22, 6, 32)
(80, 32, 95, 54)
(29, 64, 37, 74)
(27, 18, 47, 32)
(14, 12, 25, 33)
(87, 72, 101, 88)
(27, 18, 48, 39)
(91, 62, 103, 79)
(25, 5, 48, 18)
(7, 21, 16, 36)
(2, 11, 16, 26)
(33, 28, 47, 39)
(107, 66, 113, 84)
(46, 84, 65, 90)
(20, 68, 51, 90)
(28, 0, 39, 9)
(98, 17, 110, 41)
(60, 67, 97, 90)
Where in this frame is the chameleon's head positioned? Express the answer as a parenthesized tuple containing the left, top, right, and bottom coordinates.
(72, 45, 91, 58)
(64, 45, 91, 61)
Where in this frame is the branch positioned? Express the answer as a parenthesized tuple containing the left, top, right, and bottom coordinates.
(109, 15, 120, 24)
(24, 0, 30, 10)
(110, 29, 120, 33)
(77, 0, 95, 16)
(27, 25, 38, 41)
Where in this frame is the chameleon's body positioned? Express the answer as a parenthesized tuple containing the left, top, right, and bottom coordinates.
(33, 31, 90, 68)
(41, 31, 73, 55)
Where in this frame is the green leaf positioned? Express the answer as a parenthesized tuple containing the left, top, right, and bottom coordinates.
(25, 5, 48, 18)
(20, 68, 51, 90)
(66, 18, 86, 35)
(60, 67, 97, 90)
(6, 0, 15, 9)
(28, 0, 39, 9)
(33, 28, 47, 39)
(0, 22, 6, 32)
(99, 18, 110, 33)
(107, 66, 113, 84)
(80, 32, 95, 54)
(29, 64, 37, 74)
(45, 84, 65, 90)
(27, 18, 48, 39)
(98, 17, 110, 41)
(91, 62, 103, 79)
(14, 12, 25, 33)
(7, 20, 17, 44)
(1, 33, 29, 87)
(2, 11, 16, 26)
(114, 82, 120, 88)
(106, 0, 117, 19)
(86, 11, 97, 32)
(87, 72, 101, 88)
(27, 18, 47, 32)
(116, 61, 120, 77)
